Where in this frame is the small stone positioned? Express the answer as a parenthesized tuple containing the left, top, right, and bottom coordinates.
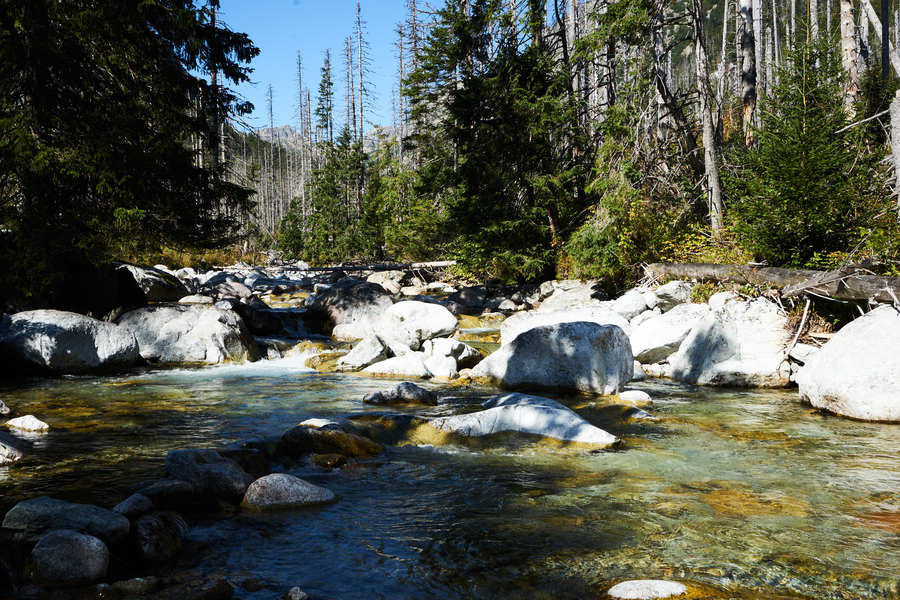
(284, 587, 311, 600)
(113, 493, 153, 518)
(0, 400, 10, 415)
(111, 576, 160, 596)
(619, 390, 653, 406)
(607, 579, 688, 599)
(29, 529, 109, 587)
(5, 415, 49, 432)
(242, 473, 336, 510)
(363, 381, 439, 406)
(0, 431, 26, 464)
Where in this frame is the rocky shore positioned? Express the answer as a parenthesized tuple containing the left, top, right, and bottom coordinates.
(1, 261, 898, 598)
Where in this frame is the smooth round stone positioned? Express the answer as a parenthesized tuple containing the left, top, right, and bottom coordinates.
(5, 415, 49, 432)
(607, 579, 687, 599)
(619, 390, 653, 406)
(242, 473, 336, 510)
(30, 529, 109, 587)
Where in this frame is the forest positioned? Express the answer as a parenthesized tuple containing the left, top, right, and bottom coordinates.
(3, 0, 900, 305)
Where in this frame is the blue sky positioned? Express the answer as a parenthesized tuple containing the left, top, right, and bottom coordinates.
(218, 0, 410, 132)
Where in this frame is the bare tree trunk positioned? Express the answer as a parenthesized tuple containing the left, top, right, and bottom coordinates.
(740, 0, 757, 144)
(765, 26, 774, 96)
(693, 0, 724, 234)
(891, 90, 900, 216)
(842, 0, 860, 113)
(810, 0, 820, 40)
(861, 0, 900, 76)
(883, 0, 891, 80)
(772, 0, 781, 68)
(827, 0, 832, 33)
(357, 0, 365, 142)
(718, 0, 730, 102)
(654, 3, 671, 143)
(791, 0, 797, 45)
(753, 0, 763, 97)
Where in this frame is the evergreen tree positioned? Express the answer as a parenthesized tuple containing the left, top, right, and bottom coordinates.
(724, 36, 884, 267)
(0, 0, 259, 308)
(316, 50, 335, 143)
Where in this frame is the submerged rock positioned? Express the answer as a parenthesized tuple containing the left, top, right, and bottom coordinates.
(165, 449, 254, 503)
(668, 298, 791, 387)
(472, 322, 632, 395)
(5, 415, 49, 433)
(607, 579, 687, 599)
(29, 529, 109, 587)
(2, 496, 130, 544)
(277, 426, 384, 459)
(0, 310, 139, 374)
(242, 473, 336, 510)
(429, 393, 619, 447)
(796, 305, 900, 422)
(133, 511, 187, 563)
(363, 381, 439, 406)
(117, 304, 259, 364)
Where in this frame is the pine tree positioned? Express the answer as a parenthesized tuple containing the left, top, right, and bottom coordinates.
(316, 50, 335, 143)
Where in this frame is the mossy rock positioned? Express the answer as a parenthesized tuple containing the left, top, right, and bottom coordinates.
(304, 351, 347, 372)
(277, 426, 384, 459)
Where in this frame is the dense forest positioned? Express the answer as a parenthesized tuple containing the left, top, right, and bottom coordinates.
(3, 0, 900, 307)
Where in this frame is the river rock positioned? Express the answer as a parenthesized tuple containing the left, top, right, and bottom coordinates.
(363, 353, 433, 378)
(113, 493, 153, 518)
(631, 361, 647, 381)
(0, 400, 11, 416)
(613, 289, 649, 320)
(363, 381, 439, 406)
(446, 286, 487, 312)
(117, 263, 189, 303)
(133, 511, 187, 563)
(422, 337, 482, 368)
(654, 280, 692, 312)
(165, 449, 253, 503)
(242, 474, 336, 510)
(501, 306, 630, 344)
(5, 415, 49, 433)
(630, 308, 661, 328)
(136, 479, 198, 510)
(337, 335, 388, 371)
(607, 579, 687, 599)
(537, 281, 607, 312)
(796, 305, 900, 421)
(366, 270, 407, 295)
(304, 278, 393, 340)
(424, 354, 458, 379)
(0, 431, 26, 464)
(429, 393, 619, 447)
(2, 497, 130, 544)
(285, 588, 311, 600)
(630, 303, 711, 363)
(0, 310, 139, 374)
(619, 390, 653, 406)
(708, 291, 739, 310)
(472, 322, 632, 394)
(668, 298, 791, 387)
(29, 529, 109, 587)
(277, 426, 384, 459)
(374, 301, 458, 350)
(179, 294, 214, 304)
(117, 304, 259, 364)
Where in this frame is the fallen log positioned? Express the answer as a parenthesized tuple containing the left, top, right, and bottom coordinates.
(221, 260, 458, 273)
(644, 262, 900, 304)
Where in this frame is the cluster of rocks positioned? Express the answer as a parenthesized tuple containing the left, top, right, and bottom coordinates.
(0, 413, 388, 597)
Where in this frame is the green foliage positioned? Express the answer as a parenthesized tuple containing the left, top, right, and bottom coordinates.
(723, 36, 886, 267)
(0, 0, 258, 307)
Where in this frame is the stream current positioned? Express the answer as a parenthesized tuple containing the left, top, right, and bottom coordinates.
(0, 356, 898, 599)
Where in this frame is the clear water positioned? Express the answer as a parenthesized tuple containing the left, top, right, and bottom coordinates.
(1, 360, 898, 599)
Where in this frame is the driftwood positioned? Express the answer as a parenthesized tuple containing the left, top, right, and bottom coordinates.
(221, 260, 457, 273)
(644, 262, 900, 303)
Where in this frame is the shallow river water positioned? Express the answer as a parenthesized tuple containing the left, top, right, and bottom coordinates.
(1, 358, 898, 599)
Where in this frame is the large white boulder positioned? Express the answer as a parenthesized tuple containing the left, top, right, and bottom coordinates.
(654, 280, 693, 312)
(362, 353, 433, 378)
(501, 306, 630, 344)
(796, 305, 900, 421)
(629, 303, 710, 364)
(537, 281, 607, 312)
(336, 336, 388, 371)
(429, 393, 618, 447)
(472, 321, 632, 394)
(366, 270, 407, 295)
(0, 310, 139, 374)
(374, 301, 458, 350)
(304, 278, 393, 340)
(116, 263, 189, 302)
(422, 338, 482, 368)
(116, 305, 259, 365)
(612, 289, 649, 320)
(668, 298, 791, 387)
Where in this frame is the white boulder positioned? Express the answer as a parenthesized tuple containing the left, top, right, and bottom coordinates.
(655, 280, 693, 312)
(612, 289, 649, 320)
(337, 336, 388, 371)
(422, 338, 482, 368)
(304, 279, 393, 340)
(363, 353, 433, 378)
(117, 305, 258, 365)
(472, 321, 632, 394)
(501, 306, 630, 344)
(707, 291, 739, 311)
(429, 393, 618, 447)
(796, 305, 900, 421)
(374, 301, 458, 350)
(607, 579, 688, 599)
(537, 281, 606, 312)
(630, 303, 710, 364)
(242, 474, 335, 510)
(668, 298, 791, 387)
(6, 415, 49, 433)
(0, 310, 139, 374)
(424, 355, 458, 379)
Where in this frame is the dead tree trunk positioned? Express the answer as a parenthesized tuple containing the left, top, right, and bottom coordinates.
(693, 0, 724, 233)
(811, 0, 820, 40)
(841, 0, 860, 113)
(891, 90, 900, 216)
(861, 0, 900, 75)
(739, 0, 758, 143)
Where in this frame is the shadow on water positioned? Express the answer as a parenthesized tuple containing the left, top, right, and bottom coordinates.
(0, 366, 898, 599)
